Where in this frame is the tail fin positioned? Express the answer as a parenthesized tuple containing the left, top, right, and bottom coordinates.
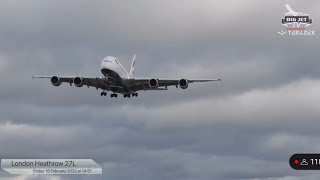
(129, 54, 136, 78)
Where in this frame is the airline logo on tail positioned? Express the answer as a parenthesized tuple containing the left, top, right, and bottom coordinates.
(278, 4, 315, 36)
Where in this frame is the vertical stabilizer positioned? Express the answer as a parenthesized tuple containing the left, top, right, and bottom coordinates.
(129, 54, 136, 78)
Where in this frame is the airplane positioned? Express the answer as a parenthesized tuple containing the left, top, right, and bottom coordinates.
(285, 4, 308, 16)
(33, 55, 222, 98)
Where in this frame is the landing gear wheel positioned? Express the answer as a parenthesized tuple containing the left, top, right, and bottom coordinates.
(101, 92, 107, 96)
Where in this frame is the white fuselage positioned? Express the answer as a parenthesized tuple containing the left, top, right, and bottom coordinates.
(100, 56, 129, 79)
(100, 56, 135, 93)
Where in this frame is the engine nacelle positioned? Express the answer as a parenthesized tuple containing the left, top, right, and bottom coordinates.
(179, 79, 188, 89)
(149, 78, 159, 88)
(73, 77, 83, 87)
(51, 76, 61, 86)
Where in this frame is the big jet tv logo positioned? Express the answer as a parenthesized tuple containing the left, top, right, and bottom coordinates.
(278, 4, 315, 36)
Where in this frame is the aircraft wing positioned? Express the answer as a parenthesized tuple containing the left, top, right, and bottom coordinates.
(32, 76, 112, 91)
(130, 78, 222, 91)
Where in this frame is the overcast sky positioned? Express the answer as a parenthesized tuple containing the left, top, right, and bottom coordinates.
(1, 0, 320, 179)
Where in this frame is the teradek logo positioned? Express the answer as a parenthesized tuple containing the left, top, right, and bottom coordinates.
(278, 4, 316, 36)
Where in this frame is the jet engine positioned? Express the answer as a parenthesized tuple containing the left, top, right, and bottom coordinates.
(51, 76, 61, 86)
(179, 79, 188, 89)
(149, 78, 159, 88)
(73, 77, 83, 87)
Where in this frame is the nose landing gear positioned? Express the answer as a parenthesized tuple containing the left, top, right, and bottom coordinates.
(111, 93, 118, 98)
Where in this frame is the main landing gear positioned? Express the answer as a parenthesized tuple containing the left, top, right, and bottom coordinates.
(124, 93, 138, 98)
(100, 92, 138, 98)
(100, 91, 107, 96)
(100, 91, 118, 98)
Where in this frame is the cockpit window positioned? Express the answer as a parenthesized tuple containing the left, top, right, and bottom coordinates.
(104, 59, 112, 63)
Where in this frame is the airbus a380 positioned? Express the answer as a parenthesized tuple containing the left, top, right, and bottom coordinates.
(33, 55, 221, 98)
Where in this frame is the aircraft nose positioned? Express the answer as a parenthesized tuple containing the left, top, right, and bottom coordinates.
(101, 61, 107, 69)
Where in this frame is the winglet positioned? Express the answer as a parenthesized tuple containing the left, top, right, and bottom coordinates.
(129, 54, 136, 79)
